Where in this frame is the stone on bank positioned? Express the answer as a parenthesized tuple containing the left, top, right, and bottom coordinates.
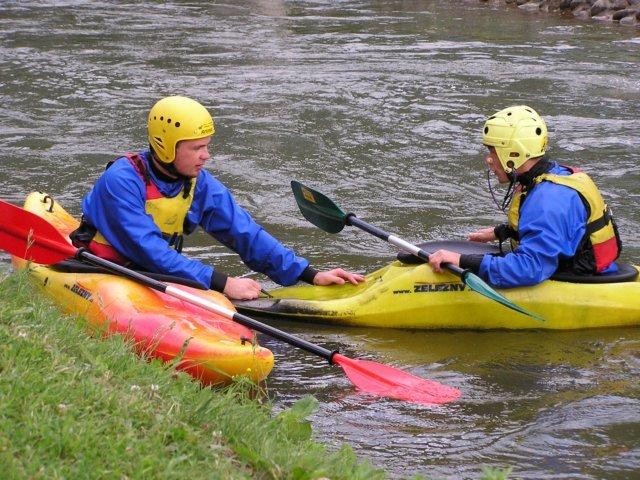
(479, 0, 640, 27)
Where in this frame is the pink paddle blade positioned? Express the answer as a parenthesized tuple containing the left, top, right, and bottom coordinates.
(332, 353, 460, 405)
(0, 199, 76, 264)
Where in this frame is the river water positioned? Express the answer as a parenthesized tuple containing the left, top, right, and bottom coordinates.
(1, 1, 639, 478)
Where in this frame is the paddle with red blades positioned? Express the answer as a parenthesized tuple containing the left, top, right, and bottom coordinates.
(0, 199, 460, 405)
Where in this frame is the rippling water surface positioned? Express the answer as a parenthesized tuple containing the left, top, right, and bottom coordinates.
(1, 2, 639, 478)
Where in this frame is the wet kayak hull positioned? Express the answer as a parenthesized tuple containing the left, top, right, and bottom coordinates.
(12, 192, 274, 384)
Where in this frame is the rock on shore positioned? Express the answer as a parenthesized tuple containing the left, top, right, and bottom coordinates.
(481, 0, 640, 27)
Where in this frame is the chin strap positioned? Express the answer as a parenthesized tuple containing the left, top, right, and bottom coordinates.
(487, 169, 517, 213)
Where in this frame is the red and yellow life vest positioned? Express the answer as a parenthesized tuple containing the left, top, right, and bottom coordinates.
(88, 153, 196, 264)
(507, 166, 620, 273)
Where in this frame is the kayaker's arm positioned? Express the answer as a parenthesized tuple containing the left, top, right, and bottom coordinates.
(459, 254, 483, 273)
(191, 174, 364, 288)
(190, 172, 313, 287)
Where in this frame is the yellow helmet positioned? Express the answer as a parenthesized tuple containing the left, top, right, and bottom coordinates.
(147, 96, 215, 163)
(482, 105, 548, 173)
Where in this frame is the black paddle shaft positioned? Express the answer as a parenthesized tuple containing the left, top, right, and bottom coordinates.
(230, 312, 338, 363)
(77, 249, 169, 292)
(77, 249, 339, 364)
(345, 214, 389, 242)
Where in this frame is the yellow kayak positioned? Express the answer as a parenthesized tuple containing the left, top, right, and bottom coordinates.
(12, 192, 274, 385)
(236, 244, 640, 330)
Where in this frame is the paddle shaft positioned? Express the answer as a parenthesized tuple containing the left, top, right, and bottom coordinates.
(345, 214, 467, 277)
(75, 249, 337, 362)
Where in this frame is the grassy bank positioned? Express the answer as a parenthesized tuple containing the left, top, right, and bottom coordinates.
(0, 270, 510, 479)
(0, 271, 383, 479)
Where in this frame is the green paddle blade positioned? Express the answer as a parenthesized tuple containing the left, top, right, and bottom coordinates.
(463, 271, 546, 322)
(291, 181, 347, 234)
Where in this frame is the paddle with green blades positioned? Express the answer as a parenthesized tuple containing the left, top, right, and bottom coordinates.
(0, 198, 461, 405)
(291, 180, 545, 322)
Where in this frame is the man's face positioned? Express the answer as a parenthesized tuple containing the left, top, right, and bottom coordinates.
(485, 147, 510, 184)
(173, 136, 212, 178)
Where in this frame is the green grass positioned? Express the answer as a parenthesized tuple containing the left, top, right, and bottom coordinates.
(0, 270, 511, 480)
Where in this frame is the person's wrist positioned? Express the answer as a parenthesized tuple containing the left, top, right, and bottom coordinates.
(299, 266, 319, 285)
(494, 224, 508, 242)
(459, 254, 483, 273)
(210, 271, 228, 292)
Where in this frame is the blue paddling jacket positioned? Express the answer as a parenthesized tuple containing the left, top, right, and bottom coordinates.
(77, 150, 314, 290)
(462, 161, 618, 288)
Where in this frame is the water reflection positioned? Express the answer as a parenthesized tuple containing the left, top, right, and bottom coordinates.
(1, 1, 639, 478)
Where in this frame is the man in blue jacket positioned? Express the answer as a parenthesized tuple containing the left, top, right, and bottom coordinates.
(71, 95, 364, 300)
(428, 105, 621, 288)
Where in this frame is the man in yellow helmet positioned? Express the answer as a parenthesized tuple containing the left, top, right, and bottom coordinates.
(428, 105, 621, 287)
(71, 96, 364, 299)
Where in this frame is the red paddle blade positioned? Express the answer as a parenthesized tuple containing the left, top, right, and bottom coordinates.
(0, 199, 76, 265)
(332, 353, 460, 405)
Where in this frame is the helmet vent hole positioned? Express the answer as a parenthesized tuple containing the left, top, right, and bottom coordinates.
(160, 116, 164, 121)
(175, 122, 181, 128)
(484, 126, 489, 134)
(167, 118, 172, 124)
(507, 160, 515, 168)
(536, 127, 542, 135)
(509, 152, 519, 158)
(507, 112, 512, 116)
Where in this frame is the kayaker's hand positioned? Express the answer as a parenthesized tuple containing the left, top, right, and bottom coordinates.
(223, 277, 262, 300)
(468, 227, 497, 243)
(428, 250, 461, 273)
(313, 268, 365, 286)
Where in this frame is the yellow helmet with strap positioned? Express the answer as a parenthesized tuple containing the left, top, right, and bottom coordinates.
(147, 96, 215, 163)
(482, 105, 548, 173)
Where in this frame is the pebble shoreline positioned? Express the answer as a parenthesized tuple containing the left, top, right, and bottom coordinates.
(480, 0, 640, 28)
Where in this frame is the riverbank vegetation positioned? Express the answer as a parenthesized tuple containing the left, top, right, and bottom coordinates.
(0, 271, 510, 479)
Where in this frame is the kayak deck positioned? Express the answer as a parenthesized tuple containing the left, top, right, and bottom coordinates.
(236, 260, 640, 330)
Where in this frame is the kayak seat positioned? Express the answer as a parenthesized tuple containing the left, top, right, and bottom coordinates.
(397, 240, 639, 284)
(549, 264, 638, 284)
(50, 259, 206, 289)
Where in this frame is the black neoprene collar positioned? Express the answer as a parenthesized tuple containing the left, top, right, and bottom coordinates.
(516, 157, 552, 189)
